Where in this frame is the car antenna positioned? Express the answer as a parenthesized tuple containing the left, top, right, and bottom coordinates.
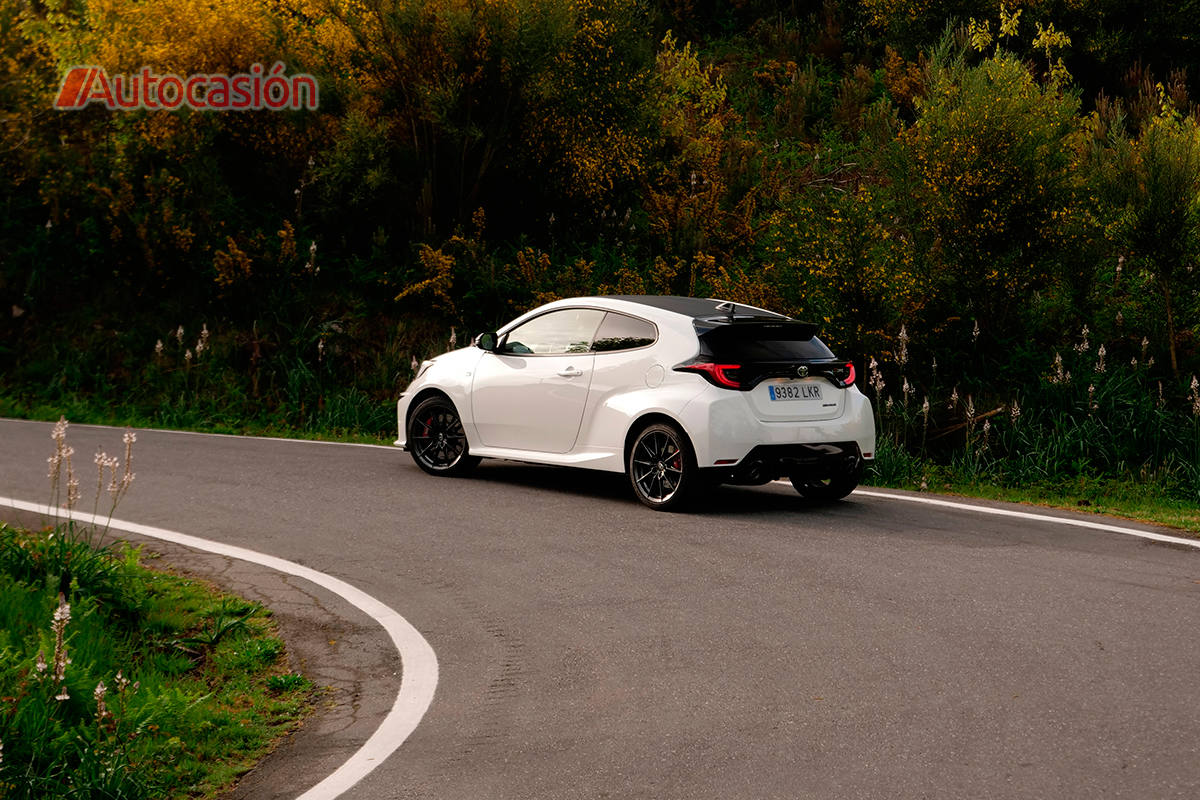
(715, 300, 736, 321)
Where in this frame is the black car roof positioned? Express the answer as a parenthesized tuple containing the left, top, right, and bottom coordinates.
(606, 295, 790, 320)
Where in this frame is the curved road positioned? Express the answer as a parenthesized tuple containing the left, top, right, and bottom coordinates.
(3, 419, 1199, 799)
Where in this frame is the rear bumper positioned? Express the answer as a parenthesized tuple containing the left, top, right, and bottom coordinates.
(701, 441, 863, 485)
(677, 382, 876, 472)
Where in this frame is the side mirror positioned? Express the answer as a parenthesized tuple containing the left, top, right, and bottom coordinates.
(474, 332, 498, 352)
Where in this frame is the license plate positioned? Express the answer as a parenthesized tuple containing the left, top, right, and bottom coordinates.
(768, 382, 822, 401)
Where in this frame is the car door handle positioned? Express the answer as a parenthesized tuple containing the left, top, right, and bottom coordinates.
(557, 367, 584, 377)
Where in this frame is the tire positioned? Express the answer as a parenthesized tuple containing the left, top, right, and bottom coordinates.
(790, 461, 863, 502)
(627, 422, 697, 511)
(408, 396, 481, 477)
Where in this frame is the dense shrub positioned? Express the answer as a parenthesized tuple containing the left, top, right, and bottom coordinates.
(1, 1, 1198, 496)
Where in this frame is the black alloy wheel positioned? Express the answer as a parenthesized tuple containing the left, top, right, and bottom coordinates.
(628, 422, 696, 511)
(408, 396, 481, 476)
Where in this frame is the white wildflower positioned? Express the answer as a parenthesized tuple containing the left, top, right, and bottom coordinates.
(94, 680, 109, 720)
(972, 320, 980, 343)
(118, 431, 135, 495)
(155, 339, 164, 357)
(868, 357, 885, 395)
(53, 598, 70, 625)
(1074, 325, 1090, 354)
(1095, 343, 1107, 373)
(175, 325, 184, 344)
(64, 445, 79, 510)
(1010, 398, 1021, 423)
(1050, 353, 1067, 385)
(94, 451, 108, 502)
(196, 323, 209, 356)
(52, 596, 71, 685)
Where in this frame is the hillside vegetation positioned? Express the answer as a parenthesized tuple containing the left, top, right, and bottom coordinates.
(1, 1, 1198, 503)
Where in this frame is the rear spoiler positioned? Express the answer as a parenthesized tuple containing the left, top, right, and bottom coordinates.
(695, 319, 819, 343)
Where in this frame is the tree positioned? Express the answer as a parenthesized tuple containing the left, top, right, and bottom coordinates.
(1100, 99, 1200, 377)
(889, 36, 1082, 335)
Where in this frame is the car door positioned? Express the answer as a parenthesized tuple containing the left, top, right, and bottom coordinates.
(471, 308, 605, 453)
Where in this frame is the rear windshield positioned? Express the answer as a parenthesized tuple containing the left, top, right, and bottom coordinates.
(700, 335, 835, 362)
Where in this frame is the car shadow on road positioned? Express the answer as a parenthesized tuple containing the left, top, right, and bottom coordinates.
(456, 461, 872, 519)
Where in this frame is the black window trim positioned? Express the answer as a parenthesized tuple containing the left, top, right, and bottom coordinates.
(591, 310, 659, 355)
(495, 306, 605, 357)
(495, 306, 659, 357)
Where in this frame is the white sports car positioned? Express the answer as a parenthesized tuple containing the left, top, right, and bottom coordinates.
(396, 295, 876, 509)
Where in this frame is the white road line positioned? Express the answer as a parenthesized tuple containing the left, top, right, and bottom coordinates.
(0, 417, 396, 451)
(854, 488, 1200, 550)
(0, 496, 437, 800)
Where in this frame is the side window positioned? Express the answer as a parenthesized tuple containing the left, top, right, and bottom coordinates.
(502, 309, 606, 355)
(591, 312, 657, 352)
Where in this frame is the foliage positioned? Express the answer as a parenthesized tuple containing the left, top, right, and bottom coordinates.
(2, 0, 1200, 504)
(1093, 99, 1200, 377)
(890, 36, 1083, 342)
(0, 524, 313, 799)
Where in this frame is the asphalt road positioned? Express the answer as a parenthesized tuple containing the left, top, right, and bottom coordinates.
(3, 418, 1200, 799)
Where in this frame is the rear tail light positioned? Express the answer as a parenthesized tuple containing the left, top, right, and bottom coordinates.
(675, 361, 745, 390)
(828, 362, 856, 388)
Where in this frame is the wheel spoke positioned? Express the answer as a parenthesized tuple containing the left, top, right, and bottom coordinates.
(630, 426, 690, 505)
(413, 404, 467, 468)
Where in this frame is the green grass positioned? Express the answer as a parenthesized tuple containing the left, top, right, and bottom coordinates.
(0, 392, 394, 445)
(6, 391, 1200, 536)
(866, 466, 1200, 535)
(0, 522, 316, 799)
